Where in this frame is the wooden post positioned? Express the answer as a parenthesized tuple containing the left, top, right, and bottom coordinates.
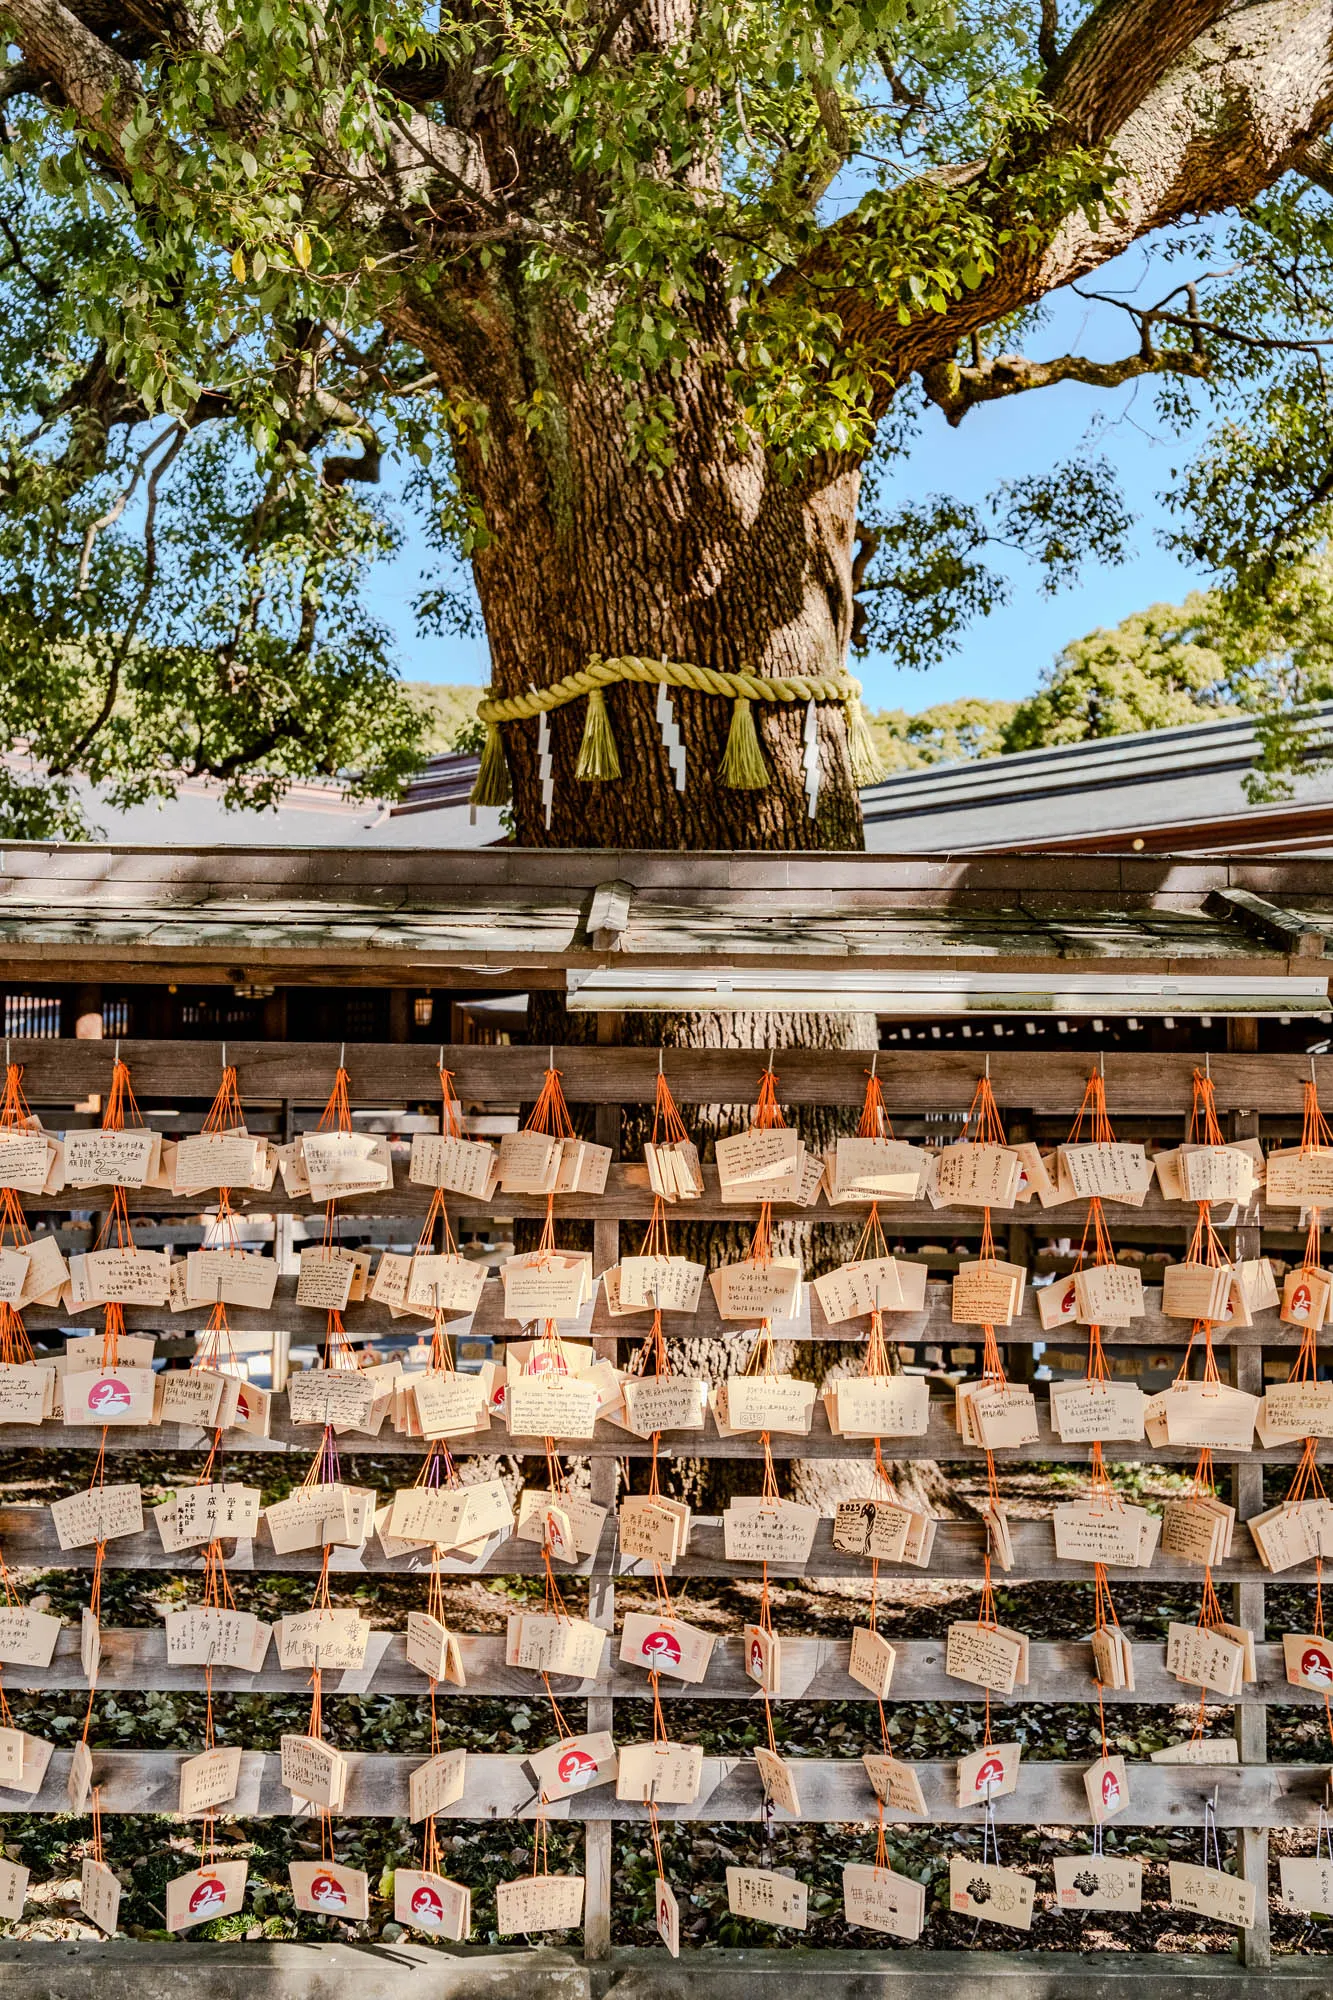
(584, 1020, 622, 1963)
(1228, 1032, 1271, 1967)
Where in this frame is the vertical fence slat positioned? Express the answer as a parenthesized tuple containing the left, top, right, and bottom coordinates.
(1230, 1083, 1272, 1968)
(584, 1052, 622, 1961)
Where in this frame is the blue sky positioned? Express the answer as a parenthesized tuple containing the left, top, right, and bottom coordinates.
(366, 250, 1210, 712)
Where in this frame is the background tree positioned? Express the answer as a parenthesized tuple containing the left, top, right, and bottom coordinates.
(4, 0, 1333, 851)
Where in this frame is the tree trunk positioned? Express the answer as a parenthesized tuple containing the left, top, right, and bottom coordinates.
(433, 310, 956, 1510)
(441, 310, 866, 851)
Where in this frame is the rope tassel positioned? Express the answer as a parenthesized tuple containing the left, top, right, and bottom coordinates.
(469, 719, 512, 807)
(718, 695, 768, 789)
(575, 687, 621, 782)
(844, 693, 886, 786)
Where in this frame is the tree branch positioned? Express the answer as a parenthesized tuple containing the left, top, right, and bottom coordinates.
(918, 341, 1210, 425)
(1, 0, 147, 172)
(798, 0, 1333, 414)
(1292, 133, 1333, 195)
(577, 0, 641, 77)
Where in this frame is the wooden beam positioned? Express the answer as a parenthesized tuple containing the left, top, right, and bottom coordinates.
(0, 1510, 1314, 1585)
(6, 1749, 1322, 1825)
(15, 1628, 1333, 1707)
(4, 1039, 1330, 1113)
(19, 1280, 1305, 1348)
(1205, 887, 1329, 959)
(7, 1403, 1310, 1464)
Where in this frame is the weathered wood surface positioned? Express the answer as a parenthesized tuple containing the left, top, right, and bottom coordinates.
(5, 1748, 1324, 1825)
(15, 1628, 1333, 1706)
(10, 1170, 1293, 1234)
(14, 1279, 1301, 1347)
(3, 1039, 1330, 1111)
(0, 1510, 1314, 1586)
(19, 1279, 1309, 1347)
(12, 1405, 1305, 1465)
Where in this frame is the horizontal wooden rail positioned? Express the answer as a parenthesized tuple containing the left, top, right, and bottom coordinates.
(15, 1629, 1333, 1707)
(18, 1170, 1289, 1232)
(12, 1408, 1307, 1464)
(1, 1041, 1326, 1115)
(5, 1750, 1322, 1825)
(0, 1510, 1314, 1585)
(20, 1281, 1315, 1348)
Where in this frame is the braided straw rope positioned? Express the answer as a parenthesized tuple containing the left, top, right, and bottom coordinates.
(475, 654, 863, 721)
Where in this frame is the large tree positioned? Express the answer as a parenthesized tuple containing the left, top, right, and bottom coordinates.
(4, 0, 1333, 847)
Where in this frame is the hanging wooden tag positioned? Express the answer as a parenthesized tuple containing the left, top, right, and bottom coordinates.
(67, 1737, 93, 1813)
(1168, 1861, 1255, 1928)
(957, 1741, 1021, 1807)
(1073, 1263, 1145, 1325)
(289, 1861, 370, 1921)
(654, 1876, 680, 1957)
(829, 1377, 929, 1438)
(848, 1627, 897, 1698)
(504, 1611, 606, 1679)
(79, 1857, 121, 1935)
(862, 1752, 927, 1813)
(1161, 1262, 1236, 1323)
(620, 1376, 708, 1437)
(725, 1867, 808, 1930)
(952, 1260, 1025, 1327)
(506, 1375, 600, 1440)
(275, 1608, 370, 1673)
(842, 1862, 925, 1940)
(63, 1366, 156, 1428)
(166, 1860, 248, 1931)
(832, 1499, 911, 1563)
(395, 1869, 471, 1940)
(404, 1611, 465, 1685)
(947, 1858, 1033, 1930)
(1, 1732, 51, 1797)
(1282, 1267, 1332, 1330)
(743, 1623, 781, 1694)
(618, 1612, 714, 1684)
(495, 1872, 585, 1935)
(279, 1734, 348, 1811)
(709, 1261, 803, 1322)
(723, 1498, 820, 1565)
(0, 1859, 27, 1923)
(1279, 1856, 1333, 1915)
(408, 1747, 467, 1821)
(1084, 1754, 1129, 1823)
(615, 1741, 703, 1805)
(935, 1144, 1022, 1209)
(1283, 1633, 1333, 1690)
(945, 1622, 1023, 1695)
(754, 1745, 801, 1816)
(1053, 1854, 1142, 1911)
(178, 1746, 243, 1816)
(0, 1605, 60, 1669)
(527, 1731, 618, 1800)
(1165, 1623, 1246, 1696)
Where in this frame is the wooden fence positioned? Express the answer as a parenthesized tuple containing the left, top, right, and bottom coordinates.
(3, 1039, 1330, 1974)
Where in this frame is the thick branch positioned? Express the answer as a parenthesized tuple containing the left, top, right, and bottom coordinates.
(1293, 133, 1333, 194)
(0, 0, 146, 171)
(808, 0, 1333, 412)
(918, 343, 1210, 425)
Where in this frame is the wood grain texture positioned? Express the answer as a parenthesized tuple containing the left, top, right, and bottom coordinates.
(1, 1038, 1329, 1113)
(14, 1406, 1305, 1464)
(14, 1628, 1333, 1706)
(19, 1280, 1310, 1348)
(7, 1749, 1323, 1825)
(0, 1510, 1314, 1584)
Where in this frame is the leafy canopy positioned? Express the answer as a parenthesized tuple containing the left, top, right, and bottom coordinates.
(0, 0, 1332, 830)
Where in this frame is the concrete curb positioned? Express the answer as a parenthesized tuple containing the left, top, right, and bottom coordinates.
(0, 1946, 1328, 1999)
